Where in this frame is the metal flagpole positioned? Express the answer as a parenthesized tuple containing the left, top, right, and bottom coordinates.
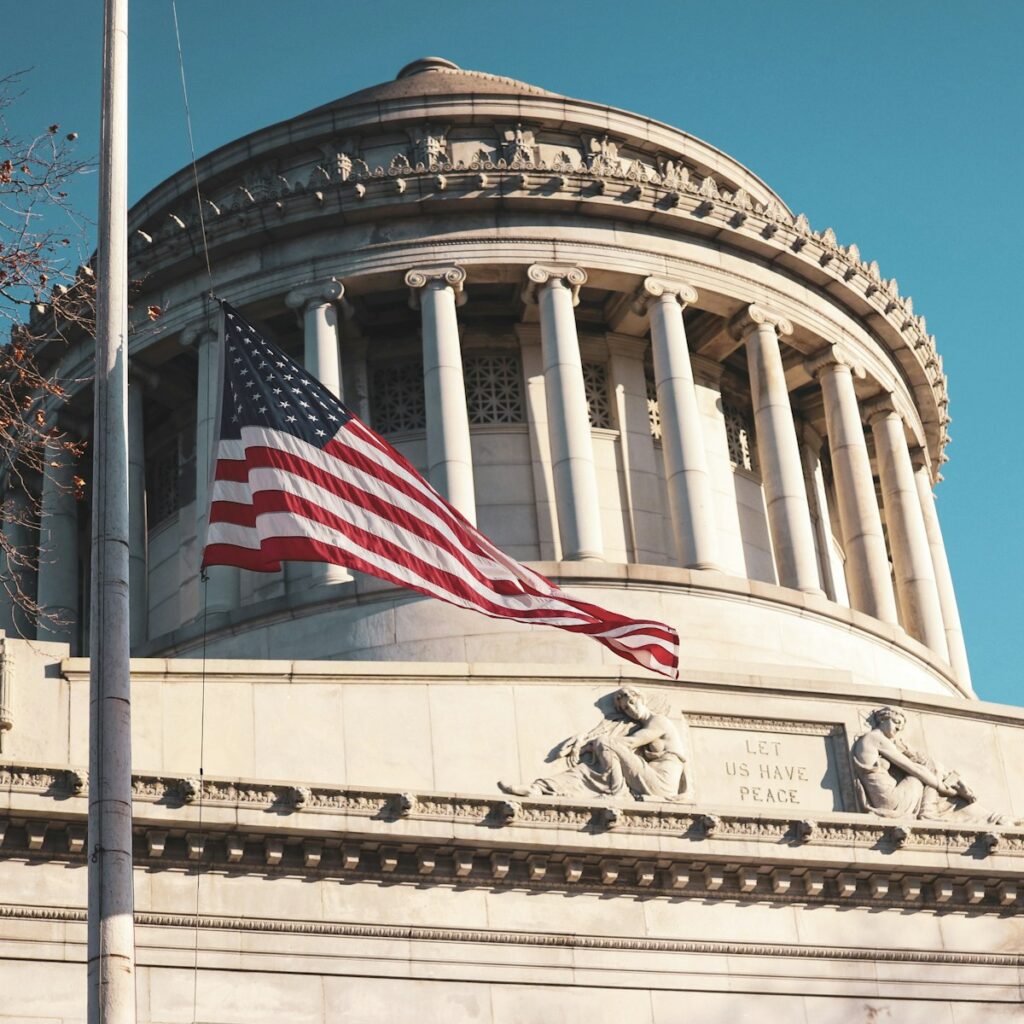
(88, 0, 137, 1020)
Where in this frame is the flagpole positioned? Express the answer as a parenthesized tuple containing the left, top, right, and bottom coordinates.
(88, 0, 137, 1021)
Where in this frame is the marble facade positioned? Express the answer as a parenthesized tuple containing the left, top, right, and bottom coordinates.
(0, 56, 1016, 1021)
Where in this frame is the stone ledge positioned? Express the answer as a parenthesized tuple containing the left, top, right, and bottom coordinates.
(2, 762, 1022, 914)
(127, 560, 966, 696)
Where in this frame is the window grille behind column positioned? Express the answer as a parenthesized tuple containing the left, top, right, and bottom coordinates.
(370, 360, 427, 434)
(723, 400, 757, 472)
(463, 353, 524, 424)
(645, 368, 661, 441)
(583, 362, 613, 429)
(146, 422, 196, 529)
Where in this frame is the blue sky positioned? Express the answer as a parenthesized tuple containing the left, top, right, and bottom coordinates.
(2, 1, 1021, 705)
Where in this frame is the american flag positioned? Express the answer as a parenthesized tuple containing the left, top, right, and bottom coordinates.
(202, 303, 679, 678)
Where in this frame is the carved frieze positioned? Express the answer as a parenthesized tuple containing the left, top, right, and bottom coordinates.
(123, 108, 951, 452)
(499, 123, 536, 167)
(407, 122, 448, 170)
(498, 687, 690, 804)
(852, 706, 1020, 826)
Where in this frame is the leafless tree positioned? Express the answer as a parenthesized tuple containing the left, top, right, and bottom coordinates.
(0, 72, 94, 632)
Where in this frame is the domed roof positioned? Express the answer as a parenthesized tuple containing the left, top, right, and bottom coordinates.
(318, 57, 562, 110)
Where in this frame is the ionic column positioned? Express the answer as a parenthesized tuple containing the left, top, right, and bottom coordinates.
(286, 279, 351, 585)
(807, 346, 898, 623)
(800, 423, 844, 604)
(405, 266, 477, 524)
(516, 325, 561, 561)
(193, 321, 240, 615)
(525, 265, 603, 561)
(912, 448, 972, 689)
(730, 305, 822, 593)
(36, 442, 80, 648)
(127, 374, 148, 645)
(641, 277, 719, 570)
(864, 394, 948, 658)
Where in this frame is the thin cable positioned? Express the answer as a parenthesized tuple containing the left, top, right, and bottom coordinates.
(191, 572, 209, 1024)
(171, 4, 213, 1017)
(170, 0, 215, 295)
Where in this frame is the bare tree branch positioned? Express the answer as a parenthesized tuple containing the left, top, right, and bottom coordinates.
(0, 72, 94, 635)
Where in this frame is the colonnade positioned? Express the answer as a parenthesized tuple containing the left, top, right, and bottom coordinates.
(20, 264, 970, 690)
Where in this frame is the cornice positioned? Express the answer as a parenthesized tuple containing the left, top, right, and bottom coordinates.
(118, 158, 948, 464)
(1, 902, 1020, 968)
(2, 761, 1022, 915)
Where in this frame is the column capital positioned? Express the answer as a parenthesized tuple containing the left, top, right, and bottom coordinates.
(405, 265, 467, 308)
(804, 342, 865, 381)
(180, 319, 217, 349)
(909, 445, 932, 474)
(523, 264, 587, 306)
(862, 391, 900, 424)
(285, 277, 345, 313)
(728, 303, 793, 342)
(635, 276, 698, 314)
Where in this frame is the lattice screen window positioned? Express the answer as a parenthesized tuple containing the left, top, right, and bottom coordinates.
(370, 360, 426, 434)
(146, 422, 195, 529)
(645, 368, 661, 441)
(723, 401, 757, 472)
(463, 353, 524, 424)
(583, 362, 613, 429)
(148, 443, 178, 527)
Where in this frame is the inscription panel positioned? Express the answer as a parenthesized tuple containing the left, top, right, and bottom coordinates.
(689, 716, 853, 812)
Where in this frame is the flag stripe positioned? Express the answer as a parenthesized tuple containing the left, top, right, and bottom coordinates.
(203, 304, 680, 678)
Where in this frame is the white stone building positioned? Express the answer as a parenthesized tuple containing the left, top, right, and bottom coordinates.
(1, 57, 1022, 1022)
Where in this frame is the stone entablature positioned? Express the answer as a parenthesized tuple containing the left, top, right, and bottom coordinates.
(2, 641, 1022, 1018)
(100, 58, 948, 473)
(2, 760, 1021, 914)
(121, 154, 947, 460)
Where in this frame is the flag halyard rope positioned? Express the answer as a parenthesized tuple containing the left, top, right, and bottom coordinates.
(169, 4, 215, 1020)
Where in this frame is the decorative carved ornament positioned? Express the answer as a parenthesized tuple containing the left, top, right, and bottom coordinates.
(522, 264, 587, 306)
(126, 123, 950, 459)
(727, 303, 794, 341)
(861, 390, 900, 424)
(284, 276, 345, 312)
(803, 343, 866, 381)
(404, 265, 468, 307)
(635, 276, 698, 314)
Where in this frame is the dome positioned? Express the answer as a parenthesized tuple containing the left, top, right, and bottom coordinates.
(315, 56, 563, 110)
(7, 56, 1019, 1024)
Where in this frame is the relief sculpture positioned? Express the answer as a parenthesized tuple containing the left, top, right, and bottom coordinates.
(498, 687, 688, 802)
(852, 706, 1018, 825)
